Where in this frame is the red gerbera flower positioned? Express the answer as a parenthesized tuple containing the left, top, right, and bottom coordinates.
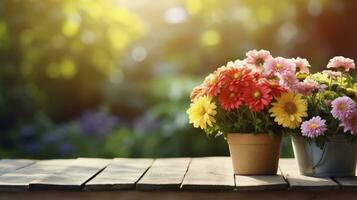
(244, 83, 272, 112)
(219, 68, 254, 89)
(219, 89, 243, 111)
(218, 67, 259, 111)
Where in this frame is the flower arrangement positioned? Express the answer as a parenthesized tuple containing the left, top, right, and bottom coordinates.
(187, 49, 357, 175)
(295, 56, 357, 147)
(187, 50, 301, 136)
(187, 49, 357, 143)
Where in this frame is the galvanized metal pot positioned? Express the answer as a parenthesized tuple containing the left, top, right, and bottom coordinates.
(227, 133, 282, 175)
(292, 135, 357, 177)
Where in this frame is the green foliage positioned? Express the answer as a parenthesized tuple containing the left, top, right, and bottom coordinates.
(1, 0, 357, 158)
(0, 0, 145, 122)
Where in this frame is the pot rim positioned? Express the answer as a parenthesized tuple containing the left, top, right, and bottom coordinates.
(227, 133, 282, 145)
(292, 134, 354, 143)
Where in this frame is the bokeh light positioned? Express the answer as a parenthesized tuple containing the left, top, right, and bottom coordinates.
(0, 0, 356, 159)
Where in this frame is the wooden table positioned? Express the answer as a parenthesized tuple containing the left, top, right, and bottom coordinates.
(0, 157, 356, 200)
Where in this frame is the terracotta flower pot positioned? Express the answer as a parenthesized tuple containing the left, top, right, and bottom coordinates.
(227, 133, 282, 175)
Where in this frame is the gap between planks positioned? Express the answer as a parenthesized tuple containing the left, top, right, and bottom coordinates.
(279, 159, 339, 190)
(84, 158, 154, 191)
(136, 158, 191, 190)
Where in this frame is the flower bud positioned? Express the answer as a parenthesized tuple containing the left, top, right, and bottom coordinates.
(296, 73, 308, 81)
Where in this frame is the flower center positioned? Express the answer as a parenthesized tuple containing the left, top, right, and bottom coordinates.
(276, 63, 283, 69)
(199, 107, 206, 116)
(296, 66, 301, 72)
(233, 72, 242, 79)
(229, 92, 235, 99)
(252, 90, 261, 100)
(284, 102, 297, 114)
(256, 58, 264, 66)
(309, 123, 318, 129)
(337, 103, 347, 111)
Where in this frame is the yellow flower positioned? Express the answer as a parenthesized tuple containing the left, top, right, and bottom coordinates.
(269, 92, 307, 129)
(187, 96, 217, 130)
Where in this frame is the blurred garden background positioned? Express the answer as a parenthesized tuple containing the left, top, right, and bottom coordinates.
(1, 0, 357, 158)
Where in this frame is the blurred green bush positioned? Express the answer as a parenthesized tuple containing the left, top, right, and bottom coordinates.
(1, 0, 356, 158)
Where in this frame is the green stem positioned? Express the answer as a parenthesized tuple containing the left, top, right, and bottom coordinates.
(250, 111, 258, 133)
(224, 111, 234, 123)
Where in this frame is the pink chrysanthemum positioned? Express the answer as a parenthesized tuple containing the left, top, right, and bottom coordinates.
(327, 56, 355, 72)
(293, 79, 319, 96)
(245, 49, 273, 67)
(322, 70, 341, 79)
(263, 57, 296, 77)
(331, 96, 356, 120)
(342, 111, 357, 135)
(301, 116, 327, 138)
(277, 71, 299, 91)
(293, 57, 310, 74)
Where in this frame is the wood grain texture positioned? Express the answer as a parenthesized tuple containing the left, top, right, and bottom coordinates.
(136, 158, 190, 190)
(1, 158, 356, 192)
(1, 191, 357, 200)
(235, 174, 288, 191)
(0, 159, 34, 176)
(85, 158, 153, 191)
(29, 158, 110, 191)
(0, 159, 75, 191)
(181, 157, 235, 191)
(279, 159, 339, 190)
(334, 167, 357, 190)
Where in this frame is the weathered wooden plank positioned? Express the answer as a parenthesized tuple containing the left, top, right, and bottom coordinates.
(85, 158, 153, 191)
(36, 159, 77, 166)
(136, 158, 190, 190)
(235, 174, 288, 191)
(2, 190, 357, 200)
(279, 159, 339, 190)
(0, 159, 35, 176)
(334, 167, 357, 190)
(181, 157, 235, 191)
(0, 159, 75, 191)
(29, 158, 110, 191)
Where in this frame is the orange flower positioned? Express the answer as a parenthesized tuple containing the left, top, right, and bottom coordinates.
(190, 85, 207, 102)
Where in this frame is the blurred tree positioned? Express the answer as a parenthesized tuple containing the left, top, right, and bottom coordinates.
(0, 0, 145, 128)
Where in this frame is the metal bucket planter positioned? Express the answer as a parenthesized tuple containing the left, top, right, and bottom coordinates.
(227, 133, 282, 175)
(292, 135, 357, 177)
